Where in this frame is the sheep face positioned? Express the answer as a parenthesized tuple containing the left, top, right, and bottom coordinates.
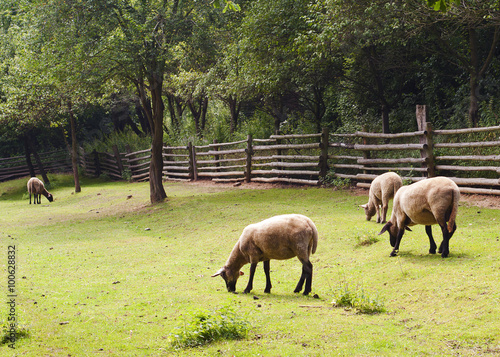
(380, 222, 398, 247)
(360, 203, 376, 221)
(47, 193, 54, 202)
(211, 267, 244, 293)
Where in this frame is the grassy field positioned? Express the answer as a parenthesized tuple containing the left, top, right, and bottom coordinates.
(0, 174, 499, 356)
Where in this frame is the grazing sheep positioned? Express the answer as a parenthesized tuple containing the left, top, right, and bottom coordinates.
(212, 214, 318, 295)
(27, 177, 53, 204)
(360, 172, 402, 223)
(379, 176, 460, 258)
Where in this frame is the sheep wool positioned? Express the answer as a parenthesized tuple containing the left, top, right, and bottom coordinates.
(379, 176, 459, 258)
(360, 172, 402, 223)
(212, 214, 318, 295)
(27, 177, 54, 204)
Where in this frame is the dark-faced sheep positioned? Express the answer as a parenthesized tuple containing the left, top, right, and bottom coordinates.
(212, 214, 318, 295)
(360, 172, 402, 223)
(379, 176, 459, 258)
(27, 177, 53, 204)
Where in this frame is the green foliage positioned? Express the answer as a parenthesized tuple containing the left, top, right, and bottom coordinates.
(169, 305, 250, 348)
(0, 324, 30, 346)
(331, 281, 386, 315)
(353, 229, 380, 247)
(83, 130, 151, 154)
(320, 170, 351, 189)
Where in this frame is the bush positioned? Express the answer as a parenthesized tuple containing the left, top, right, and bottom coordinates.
(353, 229, 380, 247)
(331, 281, 386, 314)
(169, 305, 251, 349)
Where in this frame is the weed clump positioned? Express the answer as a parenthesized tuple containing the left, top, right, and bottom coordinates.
(0, 324, 30, 346)
(331, 282, 386, 314)
(353, 229, 380, 247)
(169, 305, 251, 348)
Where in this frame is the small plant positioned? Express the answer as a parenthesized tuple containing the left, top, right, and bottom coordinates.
(0, 324, 30, 346)
(331, 281, 386, 314)
(353, 229, 380, 247)
(321, 171, 351, 189)
(169, 305, 251, 349)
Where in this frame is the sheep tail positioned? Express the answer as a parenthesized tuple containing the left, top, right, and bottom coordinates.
(309, 221, 319, 255)
(447, 188, 460, 233)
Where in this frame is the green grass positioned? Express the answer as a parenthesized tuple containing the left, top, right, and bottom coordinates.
(0, 174, 499, 356)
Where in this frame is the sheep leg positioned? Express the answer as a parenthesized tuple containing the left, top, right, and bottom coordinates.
(29, 193, 32, 204)
(438, 221, 456, 256)
(381, 203, 388, 223)
(390, 229, 405, 256)
(375, 205, 381, 223)
(294, 260, 313, 295)
(438, 225, 452, 258)
(425, 225, 437, 254)
(243, 263, 258, 294)
(263, 260, 272, 293)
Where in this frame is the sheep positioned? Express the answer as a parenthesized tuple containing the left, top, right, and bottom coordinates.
(27, 177, 53, 204)
(360, 172, 402, 223)
(212, 214, 318, 295)
(378, 176, 460, 258)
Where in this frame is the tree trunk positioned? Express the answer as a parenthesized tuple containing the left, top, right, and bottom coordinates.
(468, 28, 480, 127)
(23, 135, 36, 178)
(68, 100, 81, 193)
(228, 96, 241, 134)
(148, 75, 167, 204)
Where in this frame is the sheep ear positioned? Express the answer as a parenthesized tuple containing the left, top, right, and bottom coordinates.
(379, 222, 392, 235)
(405, 227, 412, 232)
(211, 268, 224, 278)
(360, 204, 367, 208)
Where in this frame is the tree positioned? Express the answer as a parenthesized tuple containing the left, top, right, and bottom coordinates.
(412, 0, 500, 126)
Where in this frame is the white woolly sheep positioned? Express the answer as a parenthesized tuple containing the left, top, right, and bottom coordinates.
(379, 176, 460, 258)
(27, 177, 53, 204)
(212, 214, 318, 295)
(360, 172, 402, 223)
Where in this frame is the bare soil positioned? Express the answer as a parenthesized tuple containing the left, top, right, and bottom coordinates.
(178, 179, 500, 210)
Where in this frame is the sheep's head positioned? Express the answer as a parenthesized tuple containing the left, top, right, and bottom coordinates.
(379, 222, 411, 247)
(47, 193, 54, 202)
(379, 221, 398, 247)
(360, 203, 375, 221)
(211, 267, 244, 293)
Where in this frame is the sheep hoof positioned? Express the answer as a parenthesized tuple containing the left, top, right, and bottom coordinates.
(390, 250, 398, 257)
(429, 249, 436, 254)
(441, 252, 449, 258)
(264, 289, 271, 294)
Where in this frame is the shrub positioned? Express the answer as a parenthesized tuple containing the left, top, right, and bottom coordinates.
(169, 305, 251, 349)
(331, 281, 386, 314)
(353, 229, 379, 247)
(0, 323, 30, 346)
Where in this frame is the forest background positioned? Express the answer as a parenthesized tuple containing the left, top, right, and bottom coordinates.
(1, 0, 499, 202)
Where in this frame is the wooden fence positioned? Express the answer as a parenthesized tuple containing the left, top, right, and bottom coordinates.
(0, 149, 72, 182)
(3, 106, 500, 195)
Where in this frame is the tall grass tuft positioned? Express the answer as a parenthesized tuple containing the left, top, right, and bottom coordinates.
(331, 281, 386, 314)
(169, 305, 251, 349)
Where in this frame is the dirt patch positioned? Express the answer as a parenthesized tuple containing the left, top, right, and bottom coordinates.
(176, 179, 500, 210)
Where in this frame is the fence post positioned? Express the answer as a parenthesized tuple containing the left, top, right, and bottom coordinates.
(416, 105, 435, 178)
(125, 145, 136, 181)
(319, 127, 329, 179)
(245, 134, 253, 183)
(112, 144, 123, 177)
(213, 140, 220, 173)
(361, 125, 371, 175)
(188, 142, 197, 181)
(92, 150, 101, 178)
